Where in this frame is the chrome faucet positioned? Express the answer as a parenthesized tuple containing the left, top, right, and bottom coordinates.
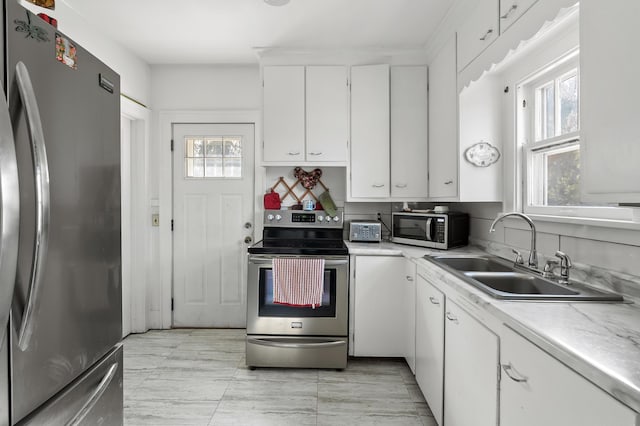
(555, 250, 572, 284)
(489, 212, 538, 269)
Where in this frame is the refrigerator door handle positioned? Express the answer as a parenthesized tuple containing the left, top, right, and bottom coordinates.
(14, 61, 51, 351)
(0, 82, 20, 349)
(65, 362, 119, 426)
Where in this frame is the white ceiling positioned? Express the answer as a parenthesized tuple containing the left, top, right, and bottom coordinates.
(62, 0, 454, 65)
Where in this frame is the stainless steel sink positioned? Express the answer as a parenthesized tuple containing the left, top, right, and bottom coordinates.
(426, 255, 624, 302)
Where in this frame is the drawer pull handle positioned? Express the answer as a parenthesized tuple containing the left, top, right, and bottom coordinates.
(500, 4, 518, 19)
(502, 363, 528, 383)
(406, 275, 414, 282)
(309, 152, 323, 156)
(444, 180, 453, 185)
(395, 183, 407, 188)
(372, 184, 385, 188)
(429, 296, 440, 305)
(479, 28, 494, 41)
(287, 151, 301, 156)
(445, 312, 458, 323)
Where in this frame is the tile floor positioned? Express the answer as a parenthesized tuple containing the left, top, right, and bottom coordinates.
(123, 329, 437, 425)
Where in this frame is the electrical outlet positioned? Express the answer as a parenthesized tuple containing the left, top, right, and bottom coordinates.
(152, 214, 160, 227)
(377, 212, 382, 221)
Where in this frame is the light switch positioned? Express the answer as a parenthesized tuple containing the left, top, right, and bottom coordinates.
(152, 214, 160, 227)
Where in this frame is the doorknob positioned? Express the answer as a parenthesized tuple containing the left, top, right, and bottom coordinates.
(244, 236, 253, 244)
(244, 222, 252, 229)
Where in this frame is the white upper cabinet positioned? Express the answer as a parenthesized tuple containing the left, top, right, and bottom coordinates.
(350, 64, 390, 199)
(391, 66, 429, 200)
(263, 65, 348, 164)
(428, 35, 458, 199)
(580, 0, 640, 202)
(499, 0, 539, 34)
(500, 326, 638, 426)
(263, 66, 305, 162)
(457, 0, 499, 72)
(306, 66, 349, 162)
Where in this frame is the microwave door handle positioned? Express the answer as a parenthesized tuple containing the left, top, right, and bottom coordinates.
(425, 218, 433, 241)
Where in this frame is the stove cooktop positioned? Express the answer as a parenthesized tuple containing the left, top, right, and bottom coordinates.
(247, 239, 348, 256)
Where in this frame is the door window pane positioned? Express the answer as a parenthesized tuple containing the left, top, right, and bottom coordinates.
(184, 135, 243, 178)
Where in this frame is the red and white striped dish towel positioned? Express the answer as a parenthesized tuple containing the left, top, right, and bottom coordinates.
(272, 258, 325, 308)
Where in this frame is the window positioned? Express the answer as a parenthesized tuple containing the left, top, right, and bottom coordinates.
(184, 136, 242, 178)
(519, 52, 630, 220)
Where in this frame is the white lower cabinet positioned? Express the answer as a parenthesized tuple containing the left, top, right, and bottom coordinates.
(500, 326, 638, 426)
(404, 260, 416, 374)
(444, 299, 499, 426)
(415, 273, 445, 425)
(351, 256, 407, 356)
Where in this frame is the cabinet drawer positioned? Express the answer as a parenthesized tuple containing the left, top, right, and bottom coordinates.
(457, 0, 499, 71)
(500, 326, 638, 425)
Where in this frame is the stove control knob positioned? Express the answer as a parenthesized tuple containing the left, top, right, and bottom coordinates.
(317, 215, 324, 222)
(275, 214, 282, 221)
(267, 214, 274, 221)
(333, 216, 340, 222)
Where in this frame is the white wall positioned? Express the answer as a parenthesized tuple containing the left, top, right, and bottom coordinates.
(18, 0, 151, 105)
(148, 65, 261, 328)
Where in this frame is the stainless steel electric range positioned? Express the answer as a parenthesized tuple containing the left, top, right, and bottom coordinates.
(246, 209, 348, 369)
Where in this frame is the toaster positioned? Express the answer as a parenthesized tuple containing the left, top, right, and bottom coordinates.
(349, 220, 382, 242)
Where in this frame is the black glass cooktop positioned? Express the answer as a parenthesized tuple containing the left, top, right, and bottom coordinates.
(248, 239, 348, 256)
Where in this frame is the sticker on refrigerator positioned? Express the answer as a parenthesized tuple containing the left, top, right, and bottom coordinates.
(14, 11, 49, 42)
(55, 33, 77, 69)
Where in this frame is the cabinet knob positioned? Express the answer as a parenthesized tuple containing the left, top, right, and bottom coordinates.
(500, 4, 518, 19)
(429, 296, 440, 306)
(502, 363, 528, 383)
(479, 28, 494, 41)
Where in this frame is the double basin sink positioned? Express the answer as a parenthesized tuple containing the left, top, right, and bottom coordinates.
(425, 255, 624, 302)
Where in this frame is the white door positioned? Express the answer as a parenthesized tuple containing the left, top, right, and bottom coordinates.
(172, 123, 254, 327)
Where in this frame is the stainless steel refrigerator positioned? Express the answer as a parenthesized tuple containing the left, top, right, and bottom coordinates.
(0, 0, 123, 424)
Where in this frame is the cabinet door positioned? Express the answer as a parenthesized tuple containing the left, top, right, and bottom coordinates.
(391, 66, 429, 199)
(456, 0, 499, 71)
(580, 0, 640, 202)
(306, 66, 348, 163)
(263, 66, 305, 162)
(444, 300, 499, 426)
(500, 326, 638, 425)
(350, 64, 390, 198)
(352, 256, 405, 356)
(428, 36, 458, 199)
(404, 260, 417, 374)
(415, 274, 445, 426)
(499, 0, 539, 34)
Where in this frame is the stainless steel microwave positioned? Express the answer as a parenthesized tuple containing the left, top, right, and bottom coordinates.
(391, 212, 469, 249)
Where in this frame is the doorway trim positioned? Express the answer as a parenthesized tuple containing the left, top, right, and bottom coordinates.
(121, 96, 151, 335)
(158, 110, 262, 329)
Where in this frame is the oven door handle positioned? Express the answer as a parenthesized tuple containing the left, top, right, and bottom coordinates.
(247, 338, 346, 349)
(248, 256, 349, 266)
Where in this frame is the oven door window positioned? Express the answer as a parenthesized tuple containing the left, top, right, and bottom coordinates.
(258, 268, 337, 317)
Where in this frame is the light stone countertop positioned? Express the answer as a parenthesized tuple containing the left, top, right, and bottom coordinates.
(347, 240, 640, 413)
